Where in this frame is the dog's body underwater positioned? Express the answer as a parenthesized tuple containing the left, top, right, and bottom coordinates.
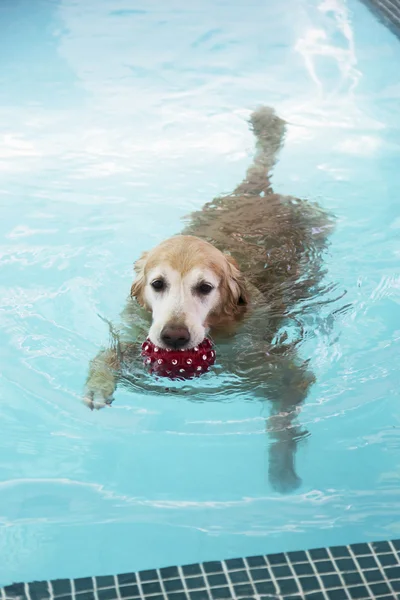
(85, 106, 332, 493)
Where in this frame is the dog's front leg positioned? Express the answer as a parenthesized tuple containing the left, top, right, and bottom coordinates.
(217, 344, 314, 493)
(83, 299, 149, 410)
(265, 354, 314, 493)
(267, 403, 307, 494)
(84, 348, 121, 410)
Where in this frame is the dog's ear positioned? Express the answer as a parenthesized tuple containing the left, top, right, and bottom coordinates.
(225, 254, 249, 306)
(220, 254, 249, 316)
(130, 251, 148, 307)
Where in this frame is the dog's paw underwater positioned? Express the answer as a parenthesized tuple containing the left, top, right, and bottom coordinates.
(141, 337, 216, 379)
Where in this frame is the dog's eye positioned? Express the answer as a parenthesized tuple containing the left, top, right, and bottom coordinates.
(151, 279, 165, 291)
(196, 283, 214, 295)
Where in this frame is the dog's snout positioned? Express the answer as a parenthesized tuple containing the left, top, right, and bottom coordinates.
(161, 325, 190, 349)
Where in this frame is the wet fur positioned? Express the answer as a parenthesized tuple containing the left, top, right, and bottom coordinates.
(85, 106, 332, 494)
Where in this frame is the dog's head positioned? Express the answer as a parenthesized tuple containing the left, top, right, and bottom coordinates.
(131, 235, 248, 349)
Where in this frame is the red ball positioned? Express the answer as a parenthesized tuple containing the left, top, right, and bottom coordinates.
(141, 338, 216, 379)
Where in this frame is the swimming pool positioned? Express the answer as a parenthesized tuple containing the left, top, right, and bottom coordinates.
(1, 0, 399, 589)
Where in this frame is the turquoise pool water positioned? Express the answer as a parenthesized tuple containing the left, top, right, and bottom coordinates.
(1, 0, 399, 587)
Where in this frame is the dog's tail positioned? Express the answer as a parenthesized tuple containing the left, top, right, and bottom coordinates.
(234, 106, 286, 195)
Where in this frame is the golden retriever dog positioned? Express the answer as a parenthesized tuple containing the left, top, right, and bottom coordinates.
(84, 106, 332, 493)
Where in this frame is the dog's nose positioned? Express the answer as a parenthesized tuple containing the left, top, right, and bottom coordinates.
(161, 325, 190, 349)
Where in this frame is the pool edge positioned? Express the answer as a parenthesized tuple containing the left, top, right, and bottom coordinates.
(2, 537, 400, 600)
